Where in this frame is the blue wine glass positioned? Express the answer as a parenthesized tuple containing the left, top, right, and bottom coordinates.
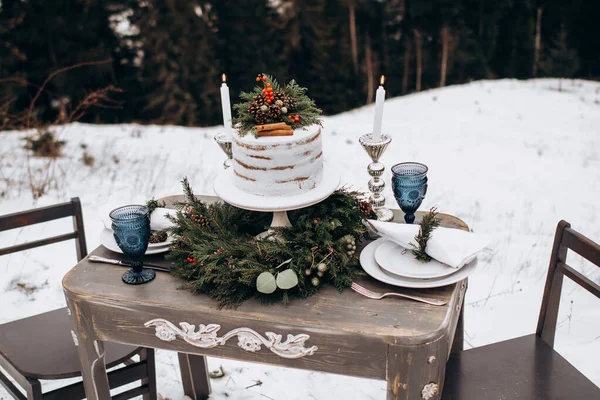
(391, 162, 428, 224)
(110, 205, 156, 285)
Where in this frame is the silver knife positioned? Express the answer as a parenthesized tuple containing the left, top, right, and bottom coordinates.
(89, 255, 171, 272)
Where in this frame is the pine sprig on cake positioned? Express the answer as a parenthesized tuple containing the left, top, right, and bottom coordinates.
(233, 73, 322, 136)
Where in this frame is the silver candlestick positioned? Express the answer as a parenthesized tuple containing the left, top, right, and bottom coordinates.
(214, 132, 233, 169)
(359, 133, 394, 222)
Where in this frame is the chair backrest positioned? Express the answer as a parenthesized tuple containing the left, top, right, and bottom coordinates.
(0, 197, 88, 261)
(536, 220, 600, 347)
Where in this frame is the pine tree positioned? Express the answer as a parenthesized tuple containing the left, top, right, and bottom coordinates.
(0, 0, 28, 125)
(0, 0, 123, 124)
(207, 0, 285, 93)
(381, 0, 406, 97)
(540, 23, 580, 91)
(135, 0, 221, 125)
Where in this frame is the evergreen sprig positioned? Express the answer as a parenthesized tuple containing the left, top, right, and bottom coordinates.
(167, 179, 374, 308)
(146, 198, 166, 215)
(411, 207, 441, 262)
(232, 74, 322, 136)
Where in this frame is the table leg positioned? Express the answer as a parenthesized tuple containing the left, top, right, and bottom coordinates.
(66, 298, 111, 400)
(451, 304, 465, 354)
(178, 353, 211, 400)
(386, 343, 445, 400)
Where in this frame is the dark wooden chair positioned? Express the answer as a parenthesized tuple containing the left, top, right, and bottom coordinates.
(0, 198, 157, 400)
(442, 220, 600, 399)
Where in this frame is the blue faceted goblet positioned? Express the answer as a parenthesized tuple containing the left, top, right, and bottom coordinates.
(391, 162, 428, 224)
(110, 205, 156, 285)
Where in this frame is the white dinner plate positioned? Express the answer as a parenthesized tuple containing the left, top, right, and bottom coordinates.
(360, 239, 477, 289)
(100, 228, 171, 255)
(374, 240, 460, 279)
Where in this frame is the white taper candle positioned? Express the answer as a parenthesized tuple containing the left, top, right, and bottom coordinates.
(220, 73, 232, 135)
(372, 75, 386, 142)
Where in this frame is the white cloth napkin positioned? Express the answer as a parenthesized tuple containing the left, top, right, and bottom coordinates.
(368, 219, 490, 269)
(149, 207, 177, 230)
(100, 207, 177, 231)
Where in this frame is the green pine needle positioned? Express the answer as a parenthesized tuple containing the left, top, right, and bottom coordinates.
(146, 198, 165, 215)
(411, 207, 441, 262)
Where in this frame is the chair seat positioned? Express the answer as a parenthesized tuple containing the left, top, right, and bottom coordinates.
(0, 308, 140, 380)
(442, 334, 600, 399)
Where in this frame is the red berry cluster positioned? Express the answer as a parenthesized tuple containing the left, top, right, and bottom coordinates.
(256, 73, 274, 104)
(262, 83, 274, 104)
(186, 257, 196, 263)
(213, 247, 226, 255)
(288, 114, 300, 123)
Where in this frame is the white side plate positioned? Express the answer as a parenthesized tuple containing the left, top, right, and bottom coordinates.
(360, 239, 477, 289)
(100, 228, 171, 255)
(147, 233, 175, 248)
(103, 228, 174, 248)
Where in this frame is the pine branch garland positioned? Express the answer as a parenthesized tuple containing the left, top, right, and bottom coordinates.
(411, 207, 441, 262)
(166, 179, 374, 308)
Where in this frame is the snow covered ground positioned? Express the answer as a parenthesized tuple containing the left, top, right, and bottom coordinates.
(1, 78, 599, 399)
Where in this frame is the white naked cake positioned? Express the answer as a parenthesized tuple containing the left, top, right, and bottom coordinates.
(232, 125, 323, 196)
(231, 73, 324, 196)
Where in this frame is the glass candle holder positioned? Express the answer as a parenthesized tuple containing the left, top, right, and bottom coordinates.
(110, 205, 155, 284)
(359, 133, 394, 222)
(214, 132, 233, 169)
(391, 162, 428, 224)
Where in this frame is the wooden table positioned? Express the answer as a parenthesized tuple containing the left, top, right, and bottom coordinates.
(63, 203, 468, 400)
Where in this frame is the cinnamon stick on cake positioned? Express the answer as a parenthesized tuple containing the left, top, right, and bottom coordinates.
(256, 122, 294, 137)
(255, 122, 289, 132)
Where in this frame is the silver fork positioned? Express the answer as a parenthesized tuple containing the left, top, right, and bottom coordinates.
(351, 282, 447, 306)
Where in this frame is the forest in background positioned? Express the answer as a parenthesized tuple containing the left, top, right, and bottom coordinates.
(0, 0, 597, 128)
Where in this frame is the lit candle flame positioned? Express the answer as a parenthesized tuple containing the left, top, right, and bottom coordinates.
(380, 75, 385, 86)
(222, 73, 227, 83)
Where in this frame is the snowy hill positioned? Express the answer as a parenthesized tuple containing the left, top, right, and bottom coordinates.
(1, 78, 599, 399)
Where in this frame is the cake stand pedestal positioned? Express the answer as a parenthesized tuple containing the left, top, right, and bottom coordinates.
(214, 162, 341, 240)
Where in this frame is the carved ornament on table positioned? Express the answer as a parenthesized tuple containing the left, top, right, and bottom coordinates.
(145, 318, 318, 359)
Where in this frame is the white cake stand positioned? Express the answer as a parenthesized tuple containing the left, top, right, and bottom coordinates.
(214, 161, 341, 239)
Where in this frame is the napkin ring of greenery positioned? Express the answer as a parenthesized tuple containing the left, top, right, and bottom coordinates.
(167, 178, 375, 308)
(411, 207, 441, 262)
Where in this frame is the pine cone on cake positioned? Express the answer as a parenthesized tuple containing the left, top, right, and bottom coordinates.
(248, 94, 269, 123)
(273, 90, 285, 103)
(273, 90, 297, 112)
(254, 112, 268, 125)
(283, 96, 298, 111)
(267, 104, 282, 119)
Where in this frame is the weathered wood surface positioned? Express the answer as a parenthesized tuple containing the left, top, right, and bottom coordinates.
(63, 195, 469, 400)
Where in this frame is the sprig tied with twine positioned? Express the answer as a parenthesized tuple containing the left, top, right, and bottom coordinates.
(146, 198, 165, 215)
(411, 207, 441, 262)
